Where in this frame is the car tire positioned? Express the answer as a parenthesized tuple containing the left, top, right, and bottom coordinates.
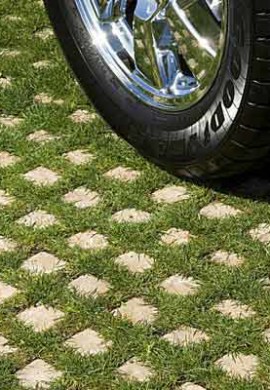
(44, 0, 270, 179)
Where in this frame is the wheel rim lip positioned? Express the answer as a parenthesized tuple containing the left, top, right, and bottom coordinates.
(75, 0, 228, 112)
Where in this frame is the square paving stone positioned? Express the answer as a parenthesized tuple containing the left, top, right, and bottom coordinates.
(112, 208, 151, 223)
(178, 384, 206, 390)
(68, 230, 108, 250)
(0, 280, 19, 304)
(21, 252, 66, 274)
(17, 210, 58, 228)
(0, 236, 17, 253)
(0, 151, 20, 167)
(213, 299, 256, 319)
(69, 274, 111, 298)
(23, 167, 61, 186)
(0, 189, 14, 206)
(162, 326, 209, 347)
(17, 305, 64, 332)
(16, 359, 62, 389)
(63, 187, 100, 209)
(0, 335, 18, 355)
(215, 353, 259, 380)
(117, 358, 153, 383)
(65, 328, 112, 356)
(161, 275, 200, 296)
(199, 202, 242, 219)
(104, 166, 141, 182)
(249, 223, 270, 244)
(152, 185, 190, 204)
(115, 251, 154, 273)
(113, 297, 158, 325)
(160, 228, 194, 246)
(64, 149, 94, 165)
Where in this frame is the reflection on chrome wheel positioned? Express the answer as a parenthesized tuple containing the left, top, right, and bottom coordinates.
(75, 0, 227, 110)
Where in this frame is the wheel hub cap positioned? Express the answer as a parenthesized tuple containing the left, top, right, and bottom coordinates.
(75, 0, 227, 111)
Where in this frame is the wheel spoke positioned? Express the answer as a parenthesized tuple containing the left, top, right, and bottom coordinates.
(168, 0, 223, 82)
(132, 0, 223, 91)
(133, 1, 168, 88)
(205, 0, 223, 21)
(96, 0, 125, 21)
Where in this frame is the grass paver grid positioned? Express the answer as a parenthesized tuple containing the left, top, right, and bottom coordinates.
(1, 1, 270, 389)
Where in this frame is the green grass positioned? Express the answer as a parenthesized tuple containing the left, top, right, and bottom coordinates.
(0, 1, 270, 389)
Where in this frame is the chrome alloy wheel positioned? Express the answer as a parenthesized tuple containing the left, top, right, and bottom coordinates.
(75, 0, 227, 111)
